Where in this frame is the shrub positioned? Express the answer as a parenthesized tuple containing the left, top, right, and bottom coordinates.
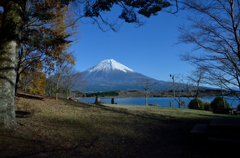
(236, 104, 240, 111)
(204, 102, 211, 111)
(188, 99, 204, 110)
(210, 96, 230, 110)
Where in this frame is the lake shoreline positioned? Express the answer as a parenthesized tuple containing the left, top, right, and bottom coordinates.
(78, 96, 240, 108)
(76, 94, 238, 100)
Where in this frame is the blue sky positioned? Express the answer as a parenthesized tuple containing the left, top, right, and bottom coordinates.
(70, 8, 195, 83)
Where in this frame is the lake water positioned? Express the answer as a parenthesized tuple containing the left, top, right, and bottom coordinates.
(78, 96, 240, 109)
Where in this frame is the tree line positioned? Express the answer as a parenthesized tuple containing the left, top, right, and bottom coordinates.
(18, 63, 86, 99)
(84, 91, 119, 97)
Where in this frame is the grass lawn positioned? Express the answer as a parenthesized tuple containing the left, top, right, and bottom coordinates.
(0, 92, 239, 158)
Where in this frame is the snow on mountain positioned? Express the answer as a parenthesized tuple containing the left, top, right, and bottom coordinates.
(87, 59, 134, 73)
(79, 59, 212, 92)
(80, 59, 170, 92)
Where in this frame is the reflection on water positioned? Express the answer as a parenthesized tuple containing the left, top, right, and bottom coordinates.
(78, 96, 240, 109)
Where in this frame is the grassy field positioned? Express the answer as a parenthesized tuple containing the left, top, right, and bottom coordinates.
(0, 92, 239, 158)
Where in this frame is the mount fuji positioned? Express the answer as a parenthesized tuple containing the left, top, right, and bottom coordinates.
(81, 59, 169, 92)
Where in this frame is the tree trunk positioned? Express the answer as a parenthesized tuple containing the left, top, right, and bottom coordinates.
(49, 88, 51, 96)
(55, 81, 59, 100)
(176, 98, 181, 108)
(15, 72, 21, 96)
(15, 44, 26, 96)
(196, 81, 200, 110)
(0, 1, 25, 130)
(66, 89, 70, 100)
(221, 85, 225, 108)
(195, 98, 200, 110)
(145, 94, 148, 106)
(95, 97, 100, 105)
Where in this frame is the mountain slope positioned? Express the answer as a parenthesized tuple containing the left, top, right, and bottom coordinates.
(81, 59, 170, 92)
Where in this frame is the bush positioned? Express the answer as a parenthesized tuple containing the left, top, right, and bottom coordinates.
(188, 99, 204, 110)
(236, 104, 240, 111)
(204, 102, 211, 111)
(210, 96, 230, 110)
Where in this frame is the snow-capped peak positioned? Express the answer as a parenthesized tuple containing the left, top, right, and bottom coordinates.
(88, 59, 134, 73)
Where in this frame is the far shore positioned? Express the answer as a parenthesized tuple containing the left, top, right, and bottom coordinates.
(75, 94, 237, 100)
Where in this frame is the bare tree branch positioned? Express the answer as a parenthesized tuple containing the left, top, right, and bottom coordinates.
(178, 0, 240, 97)
(136, 78, 158, 105)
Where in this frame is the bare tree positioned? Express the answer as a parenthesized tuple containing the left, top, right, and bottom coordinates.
(170, 75, 186, 108)
(175, 90, 185, 108)
(178, 0, 240, 98)
(45, 78, 57, 97)
(186, 68, 205, 109)
(49, 62, 86, 100)
(205, 72, 232, 108)
(49, 61, 69, 100)
(181, 101, 187, 109)
(171, 69, 205, 109)
(20, 68, 35, 92)
(60, 66, 86, 99)
(136, 78, 158, 105)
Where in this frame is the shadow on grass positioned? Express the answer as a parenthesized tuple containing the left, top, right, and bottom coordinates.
(3, 99, 239, 158)
(66, 100, 174, 122)
(0, 136, 98, 158)
(1, 116, 99, 158)
(15, 111, 32, 118)
(17, 93, 44, 101)
(198, 114, 234, 118)
(65, 100, 213, 125)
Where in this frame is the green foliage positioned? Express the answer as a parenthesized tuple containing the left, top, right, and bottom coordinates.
(210, 96, 230, 110)
(86, 91, 119, 97)
(203, 102, 211, 111)
(128, 90, 138, 92)
(84, 0, 172, 23)
(188, 99, 204, 110)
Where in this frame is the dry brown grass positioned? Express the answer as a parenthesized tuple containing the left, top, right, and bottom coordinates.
(0, 91, 239, 158)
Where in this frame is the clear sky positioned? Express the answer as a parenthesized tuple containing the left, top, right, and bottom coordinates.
(70, 8, 195, 83)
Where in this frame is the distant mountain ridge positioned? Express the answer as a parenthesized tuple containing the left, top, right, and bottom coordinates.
(81, 59, 170, 92)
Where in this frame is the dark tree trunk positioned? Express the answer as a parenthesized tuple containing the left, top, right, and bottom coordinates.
(145, 95, 148, 105)
(196, 81, 200, 110)
(15, 44, 26, 96)
(55, 81, 59, 100)
(0, 1, 25, 130)
(95, 97, 100, 105)
(15, 72, 20, 96)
